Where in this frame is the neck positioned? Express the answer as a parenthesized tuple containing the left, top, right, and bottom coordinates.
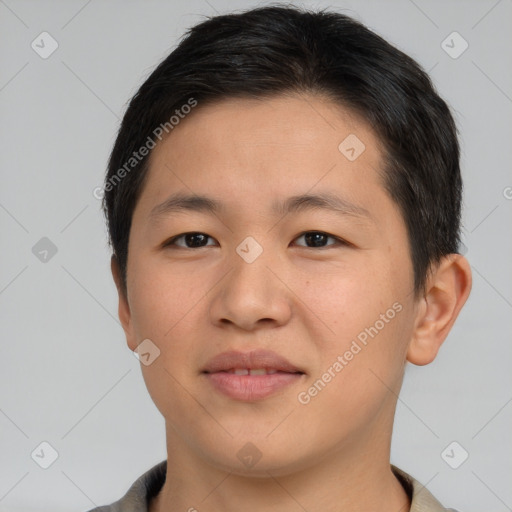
(150, 428, 410, 512)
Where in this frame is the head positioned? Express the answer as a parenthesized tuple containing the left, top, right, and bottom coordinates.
(103, 5, 471, 475)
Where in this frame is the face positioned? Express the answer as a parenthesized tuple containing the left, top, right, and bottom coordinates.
(118, 93, 420, 476)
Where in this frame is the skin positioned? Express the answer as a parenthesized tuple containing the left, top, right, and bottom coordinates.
(111, 92, 472, 512)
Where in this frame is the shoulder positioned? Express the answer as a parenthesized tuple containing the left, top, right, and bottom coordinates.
(85, 460, 167, 512)
(391, 465, 462, 512)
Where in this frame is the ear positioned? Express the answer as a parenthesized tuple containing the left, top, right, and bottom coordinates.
(111, 255, 138, 351)
(407, 254, 472, 366)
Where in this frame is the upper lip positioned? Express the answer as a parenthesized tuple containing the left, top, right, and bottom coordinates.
(202, 349, 304, 374)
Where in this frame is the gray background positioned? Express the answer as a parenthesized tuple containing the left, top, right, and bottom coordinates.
(1, 0, 511, 510)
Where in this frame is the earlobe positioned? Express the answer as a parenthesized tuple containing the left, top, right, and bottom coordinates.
(110, 255, 137, 351)
(406, 254, 472, 366)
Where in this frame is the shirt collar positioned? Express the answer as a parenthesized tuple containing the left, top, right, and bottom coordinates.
(392, 465, 448, 511)
(112, 461, 449, 512)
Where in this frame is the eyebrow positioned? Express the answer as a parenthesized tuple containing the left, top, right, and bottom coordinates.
(149, 192, 372, 221)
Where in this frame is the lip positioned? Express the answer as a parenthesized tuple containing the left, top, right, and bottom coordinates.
(202, 349, 305, 401)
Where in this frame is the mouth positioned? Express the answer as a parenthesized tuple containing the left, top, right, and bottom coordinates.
(222, 368, 286, 375)
(202, 350, 305, 401)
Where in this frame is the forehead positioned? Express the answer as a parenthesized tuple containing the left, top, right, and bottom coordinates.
(144, 93, 385, 194)
(155, 93, 380, 158)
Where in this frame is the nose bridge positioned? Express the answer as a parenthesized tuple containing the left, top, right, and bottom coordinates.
(230, 233, 279, 301)
(209, 233, 291, 329)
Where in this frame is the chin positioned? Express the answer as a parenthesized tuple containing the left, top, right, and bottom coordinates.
(197, 436, 318, 478)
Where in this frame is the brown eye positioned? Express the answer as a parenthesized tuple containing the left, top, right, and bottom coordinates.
(165, 232, 216, 248)
(294, 231, 346, 248)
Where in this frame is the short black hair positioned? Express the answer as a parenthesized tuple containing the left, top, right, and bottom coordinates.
(103, 3, 462, 298)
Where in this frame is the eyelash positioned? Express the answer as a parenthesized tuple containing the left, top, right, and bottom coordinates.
(162, 231, 350, 250)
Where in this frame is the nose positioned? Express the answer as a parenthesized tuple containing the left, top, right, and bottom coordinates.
(208, 241, 292, 332)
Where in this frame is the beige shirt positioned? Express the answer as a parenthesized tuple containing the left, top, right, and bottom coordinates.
(87, 461, 459, 511)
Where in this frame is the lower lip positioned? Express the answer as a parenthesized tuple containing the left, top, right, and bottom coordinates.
(204, 371, 304, 401)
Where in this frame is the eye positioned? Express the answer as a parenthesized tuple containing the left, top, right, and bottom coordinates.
(164, 232, 216, 249)
(293, 231, 347, 249)
(163, 231, 348, 250)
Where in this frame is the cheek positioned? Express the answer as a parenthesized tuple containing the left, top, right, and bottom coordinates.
(129, 261, 196, 340)
(295, 303, 411, 438)
(295, 265, 396, 345)
(128, 259, 213, 393)
(298, 263, 410, 390)
(128, 265, 203, 418)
